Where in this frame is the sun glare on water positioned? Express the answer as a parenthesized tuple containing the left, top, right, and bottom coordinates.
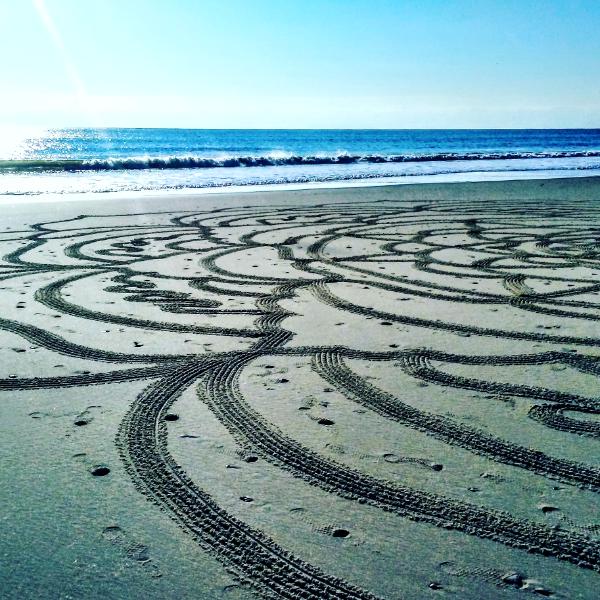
(0, 126, 49, 160)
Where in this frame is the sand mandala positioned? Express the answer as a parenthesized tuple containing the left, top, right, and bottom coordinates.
(1, 194, 599, 598)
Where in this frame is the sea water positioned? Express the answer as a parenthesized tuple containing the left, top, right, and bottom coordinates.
(1, 128, 600, 195)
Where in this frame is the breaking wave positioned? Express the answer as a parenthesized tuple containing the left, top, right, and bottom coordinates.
(3, 149, 600, 173)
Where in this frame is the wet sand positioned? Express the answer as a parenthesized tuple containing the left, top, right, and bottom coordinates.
(1, 177, 599, 599)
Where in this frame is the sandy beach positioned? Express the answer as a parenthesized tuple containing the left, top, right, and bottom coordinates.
(1, 177, 599, 599)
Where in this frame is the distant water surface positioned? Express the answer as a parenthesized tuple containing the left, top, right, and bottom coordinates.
(1, 128, 600, 195)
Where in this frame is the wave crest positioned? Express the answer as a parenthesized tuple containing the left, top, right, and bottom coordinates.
(2, 150, 600, 173)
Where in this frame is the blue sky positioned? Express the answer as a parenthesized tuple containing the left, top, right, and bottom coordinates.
(1, 0, 600, 129)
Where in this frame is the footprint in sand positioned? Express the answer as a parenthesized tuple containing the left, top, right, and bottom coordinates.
(101, 525, 162, 578)
(73, 405, 102, 427)
(71, 452, 111, 478)
(439, 561, 555, 596)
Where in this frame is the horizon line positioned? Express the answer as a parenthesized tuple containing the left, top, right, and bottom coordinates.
(7, 126, 600, 131)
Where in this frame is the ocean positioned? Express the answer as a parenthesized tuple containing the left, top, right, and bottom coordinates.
(1, 128, 600, 196)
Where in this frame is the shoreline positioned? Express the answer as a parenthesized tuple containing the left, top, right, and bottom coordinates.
(0, 168, 599, 207)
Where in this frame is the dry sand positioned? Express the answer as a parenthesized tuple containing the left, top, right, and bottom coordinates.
(1, 177, 599, 599)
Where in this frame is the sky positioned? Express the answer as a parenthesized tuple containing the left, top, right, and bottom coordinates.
(1, 0, 600, 129)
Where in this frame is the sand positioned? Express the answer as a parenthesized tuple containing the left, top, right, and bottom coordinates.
(0, 177, 599, 599)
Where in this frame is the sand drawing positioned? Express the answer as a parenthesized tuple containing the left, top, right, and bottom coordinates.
(2, 192, 599, 598)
